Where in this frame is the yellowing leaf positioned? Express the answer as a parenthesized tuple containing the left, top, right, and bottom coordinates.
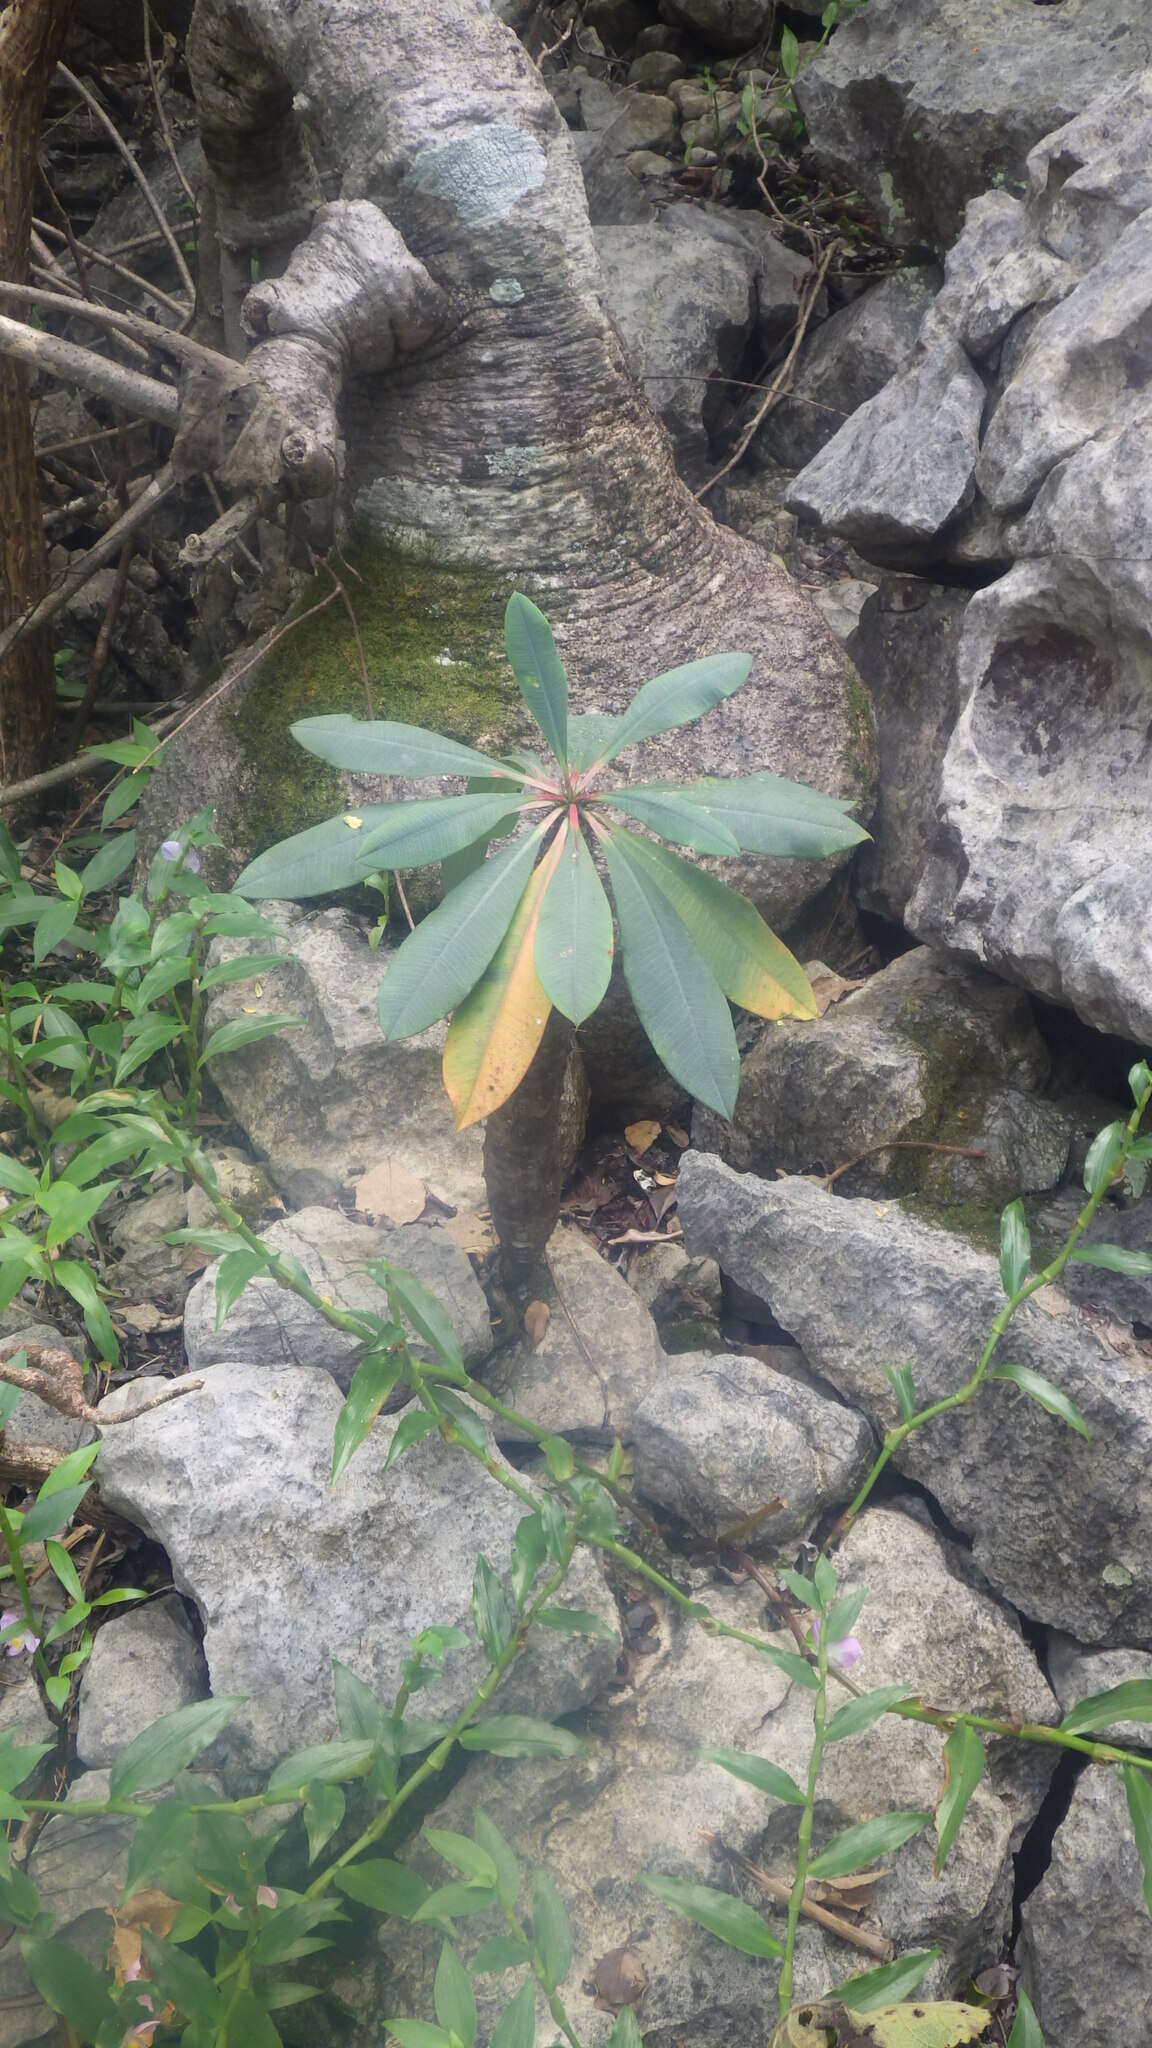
(625, 1119, 660, 1155)
(524, 1300, 551, 1349)
(774, 2003, 990, 2048)
(442, 836, 563, 1130)
(344, 814, 363, 829)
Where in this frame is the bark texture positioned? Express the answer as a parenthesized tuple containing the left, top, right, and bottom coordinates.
(483, 1013, 589, 1285)
(0, 0, 75, 787)
(177, 0, 875, 926)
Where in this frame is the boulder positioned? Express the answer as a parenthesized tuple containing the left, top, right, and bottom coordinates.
(107, 1148, 268, 1311)
(786, 338, 985, 549)
(1024, 69, 1152, 274)
(916, 1088, 1074, 1208)
(661, 0, 776, 54)
(848, 577, 968, 922)
(75, 1597, 208, 1768)
(580, 95, 678, 224)
(633, 1349, 874, 1547)
(794, 0, 1147, 250)
(1019, 1764, 1152, 2047)
(626, 1241, 722, 1326)
(678, 1153, 1152, 1647)
(1046, 1635, 1152, 1749)
(692, 944, 1048, 1188)
(1059, 1196, 1152, 1330)
(95, 1363, 620, 1788)
(184, 1205, 492, 1391)
(480, 1224, 664, 1444)
(201, 906, 487, 1210)
(754, 270, 938, 471)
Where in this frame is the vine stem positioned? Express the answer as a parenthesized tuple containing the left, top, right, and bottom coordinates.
(778, 1622, 829, 2014)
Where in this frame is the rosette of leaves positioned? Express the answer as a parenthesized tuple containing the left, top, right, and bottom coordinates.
(236, 595, 867, 1128)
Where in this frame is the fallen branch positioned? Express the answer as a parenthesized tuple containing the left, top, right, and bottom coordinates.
(694, 239, 836, 502)
(0, 1341, 202, 1425)
(56, 61, 196, 304)
(142, 0, 198, 215)
(701, 1832, 895, 1962)
(0, 280, 245, 378)
(0, 311, 178, 424)
(821, 1140, 987, 1190)
(33, 215, 190, 317)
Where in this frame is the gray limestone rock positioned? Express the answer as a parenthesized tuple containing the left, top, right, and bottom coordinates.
(679, 1153, 1152, 1646)
(184, 1204, 491, 1391)
(1046, 1635, 1152, 1749)
(633, 1349, 874, 1547)
(849, 577, 968, 922)
(626, 1241, 722, 1326)
(1025, 70, 1152, 274)
(755, 270, 938, 471)
(1060, 1197, 1152, 1330)
(75, 1597, 208, 1768)
(786, 338, 985, 548)
(201, 906, 487, 1211)
(693, 945, 1048, 1187)
(917, 1088, 1075, 1208)
(480, 1225, 663, 1444)
(794, 0, 1147, 250)
(1019, 1764, 1152, 2046)
(661, 0, 776, 53)
(0, 1771, 135, 2048)
(95, 1362, 620, 1789)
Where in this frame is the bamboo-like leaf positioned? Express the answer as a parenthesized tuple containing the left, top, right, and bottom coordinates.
(1059, 1680, 1152, 1735)
(357, 793, 529, 868)
(638, 1874, 782, 1958)
(234, 807, 399, 899)
(534, 825, 613, 1024)
(377, 825, 549, 1042)
(604, 788, 739, 855)
(505, 594, 568, 766)
(999, 1200, 1031, 1298)
(291, 715, 521, 782)
(591, 654, 752, 764)
(442, 835, 563, 1128)
(1124, 1764, 1152, 1916)
(699, 1746, 805, 1805)
(1070, 1242, 1152, 1277)
(987, 1361, 1089, 1439)
(807, 1810, 931, 1879)
(823, 1949, 938, 2012)
(934, 1723, 984, 1875)
(661, 771, 870, 858)
(608, 828, 816, 1019)
(601, 829, 738, 1117)
(1006, 1987, 1044, 2048)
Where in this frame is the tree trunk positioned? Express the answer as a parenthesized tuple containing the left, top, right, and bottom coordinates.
(0, 0, 75, 789)
(177, 0, 874, 929)
(483, 1012, 589, 1289)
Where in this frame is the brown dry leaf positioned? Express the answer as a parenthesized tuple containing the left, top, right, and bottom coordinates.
(354, 1159, 428, 1227)
(108, 1888, 183, 1984)
(445, 1209, 496, 1255)
(652, 1170, 676, 1186)
(665, 1124, 690, 1148)
(119, 1303, 178, 1334)
(587, 1943, 648, 2015)
(624, 1118, 660, 1155)
(523, 1300, 551, 1349)
(606, 1224, 683, 1246)
(806, 1869, 890, 1913)
(804, 960, 867, 1016)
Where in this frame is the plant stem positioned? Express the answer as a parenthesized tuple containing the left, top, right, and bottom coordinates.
(0, 972, 45, 1155)
(0, 1499, 51, 1693)
(778, 1622, 829, 2014)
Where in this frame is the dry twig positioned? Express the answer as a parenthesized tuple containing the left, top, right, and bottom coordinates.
(701, 1833, 895, 1961)
(56, 62, 196, 303)
(694, 240, 836, 501)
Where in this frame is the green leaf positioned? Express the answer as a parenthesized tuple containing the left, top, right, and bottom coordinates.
(1059, 1680, 1152, 1735)
(534, 826, 613, 1025)
(1084, 1120, 1125, 1195)
(79, 831, 136, 897)
(224, 1988, 283, 2046)
(382, 2025, 452, 2048)
(216, 1248, 267, 1329)
(596, 654, 752, 762)
(511, 1514, 547, 1611)
(333, 1859, 429, 1916)
(424, 1828, 498, 1887)
(332, 1659, 387, 1744)
(109, 1696, 244, 1799)
(540, 1434, 574, 1481)
(411, 1882, 499, 1925)
(814, 1554, 836, 1604)
(198, 951, 292, 991)
(0, 819, 20, 883)
(602, 829, 738, 1117)
(384, 1409, 440, 1470)
(32, 898, 78, 964)
(823, 1586, 867, 1646)
(19, 1937, 115, 2036)
(45, 1540, 83, 1603)
(825, 1686, 913, 1745)
(474, 1810, 521, 1913)
(1006, 1986, 1044, 2048)
(377, 826, 548, 1041)
(999, 1200, 1031, 1298)
(199, 1014, 303, 1062)
(37, 1441, 99, 1500)
(0, 1155, 37, 1196)
(266, 1739, 377, 1800)
(934, 1723, 984, 1875)
(884, 1363, 916, 1420)
(292, 715, 521, 783)
(440, 848, 557, 1130)
(505, 593, 568, 766)
(778, 1567, 820, 1611)
(383, 1263, 466, 1372)
(609, 830, 816, 1020)
(756, 1642, 819, 1689)
(304, 1779, 346, 1862)
(473, 1935, 530, 1973)
(808, 1810, 932, 1879)
(332, 1352, 405, 1483)
(1069, 1242, 1152, 1277)
(781, 23, 800, 75)
(472, 1556, 513, 1661)
(638, 1874, 783, 1958)
(39, 1177, 119, 1250)
(491, 1981, 536, 2048)
(141, 1928, 222, 2025)
(233, 806, 405, 899)
(358, 794, 529, 868)
(429, 1386, 487, 1452)
(988, 1361, 1089, 1439)
(604, 788, 739, 856)
(102, 771, 149, 827)
(699, 1746, 805, 1804)
(607, 2011, 643, 2048)
(1124, 1763, 1152, 1915)
(536, 1606, 616, 1639)
(111, 1014, 185, 1083)
(667, 770, 869, 858)
(17, 1483, 93, 1545)
(122, 1797, 198, 1901)
(824, 1950, 939, 2012)
(459, 1718, 587, 1759)
(435, 1942, 477, 2048)
(531, 1869, 572, 1991)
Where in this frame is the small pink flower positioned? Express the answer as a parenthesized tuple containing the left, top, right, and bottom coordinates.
(813, 1619, 862, 1671)
(121, 2025, 158, 2048)
(159, 839, 201, 873)
(0, 1611, 39, 1658)
(224, 1893, 242, 1914)
(123, 1957, 143, 1983)
(256, 1885, 279, 1908)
